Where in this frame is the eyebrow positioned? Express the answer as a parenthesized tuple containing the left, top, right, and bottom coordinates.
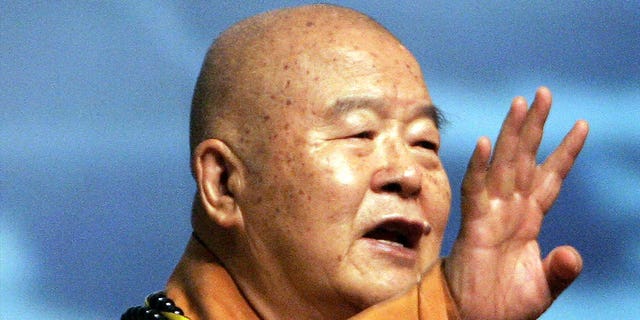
(326, 97, 446, 129)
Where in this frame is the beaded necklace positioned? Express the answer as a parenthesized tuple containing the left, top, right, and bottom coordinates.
(121, 291, 189, 320)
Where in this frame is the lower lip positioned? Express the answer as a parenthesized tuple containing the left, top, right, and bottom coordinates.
(361, 238, 418, 263)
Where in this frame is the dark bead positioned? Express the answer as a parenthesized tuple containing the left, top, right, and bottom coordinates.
(147, 292, 166, 303)
(142, 308, 167, 320)
(148, 292, 170, 308)
(120, 306, 168, 320)
(170, 307, 185, 315)
(146, 291, 184, 315)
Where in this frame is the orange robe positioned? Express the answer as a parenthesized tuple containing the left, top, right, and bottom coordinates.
(165, 240, 460, 319)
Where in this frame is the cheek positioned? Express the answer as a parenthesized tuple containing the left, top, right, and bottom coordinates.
(262, 148, 369, 231)
(417, 171, 451, 263)
(255, 146, 366, 226)
(321, 151, 365, 186)
(422, 170, 452, 231)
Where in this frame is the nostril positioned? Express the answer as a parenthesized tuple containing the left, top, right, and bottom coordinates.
(381, 182, 402, 193)
(372, 166, 422, 197)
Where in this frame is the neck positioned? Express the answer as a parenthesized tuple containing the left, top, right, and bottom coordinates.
(165, 236, 357, 320)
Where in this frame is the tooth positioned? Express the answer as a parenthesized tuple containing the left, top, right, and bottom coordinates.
(377, 239, 405, 248)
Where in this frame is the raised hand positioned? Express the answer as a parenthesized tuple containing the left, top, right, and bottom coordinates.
(444, 87, 589, 320)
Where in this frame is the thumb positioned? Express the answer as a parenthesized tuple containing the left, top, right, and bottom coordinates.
(543, 246, 583, 299)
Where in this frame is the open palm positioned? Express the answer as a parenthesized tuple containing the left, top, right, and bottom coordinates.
(445, 87, 589, 320)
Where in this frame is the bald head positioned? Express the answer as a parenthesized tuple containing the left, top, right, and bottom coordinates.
(187, 6, 445, 318)
(189, 4, 412, 160)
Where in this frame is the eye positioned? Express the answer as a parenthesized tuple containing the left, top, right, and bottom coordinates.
(413, 140, 439, 152)
(349, 131, 375, 140)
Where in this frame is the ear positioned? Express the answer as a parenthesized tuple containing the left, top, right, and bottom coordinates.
(192, 139, 245, 229)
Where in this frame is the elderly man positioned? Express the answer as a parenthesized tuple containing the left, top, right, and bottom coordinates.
(122, 4, 588, 320)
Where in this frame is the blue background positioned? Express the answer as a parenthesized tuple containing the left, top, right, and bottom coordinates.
(2, 1, 638, 319)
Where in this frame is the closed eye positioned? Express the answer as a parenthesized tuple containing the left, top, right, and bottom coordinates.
(349, 131, 375, 139)
(414, 140, 438, 152)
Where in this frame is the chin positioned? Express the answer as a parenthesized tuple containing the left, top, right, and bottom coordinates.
(333, 242, 438, 310)
(339, 269, 420, 310)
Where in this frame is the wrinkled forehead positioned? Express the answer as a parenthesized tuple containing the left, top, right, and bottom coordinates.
(289, 41, 431, 117)
(223, 10, 431, 127)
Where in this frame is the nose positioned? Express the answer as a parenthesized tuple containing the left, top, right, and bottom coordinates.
(370, 142, 422, 198)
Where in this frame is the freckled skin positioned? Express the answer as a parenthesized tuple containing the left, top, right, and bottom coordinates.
(236, 15, 447, 320)
(189, 5, 450, 320)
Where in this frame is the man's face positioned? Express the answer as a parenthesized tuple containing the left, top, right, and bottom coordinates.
(236, 32, 451, 312)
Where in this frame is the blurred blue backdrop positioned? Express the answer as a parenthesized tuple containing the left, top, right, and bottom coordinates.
(1, 1, 638, 319)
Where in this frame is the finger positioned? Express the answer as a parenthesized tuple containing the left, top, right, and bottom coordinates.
(461, 136, 492, 196)
(491, 96, 528, 164)
(486, 97, 527, 195)
(515, 87, 553, 192)
(542, 120, 589, 180)
(543, 246, 583, 300)
(535, 120, 589, 209)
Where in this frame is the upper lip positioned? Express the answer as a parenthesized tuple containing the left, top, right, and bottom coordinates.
(361, 216, 430, 249)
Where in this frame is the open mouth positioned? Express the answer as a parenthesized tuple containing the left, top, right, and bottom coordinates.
(362, 218, 429, 250)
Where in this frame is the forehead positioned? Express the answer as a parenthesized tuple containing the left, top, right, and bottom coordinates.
(234, 15, 433, 130)
(289, 44, 431, 119)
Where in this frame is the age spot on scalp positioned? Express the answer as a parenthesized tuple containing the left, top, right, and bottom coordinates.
(306, 21, 315, 27)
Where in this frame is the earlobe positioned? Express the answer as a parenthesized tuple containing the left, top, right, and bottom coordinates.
(193, 139, 245, 229)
